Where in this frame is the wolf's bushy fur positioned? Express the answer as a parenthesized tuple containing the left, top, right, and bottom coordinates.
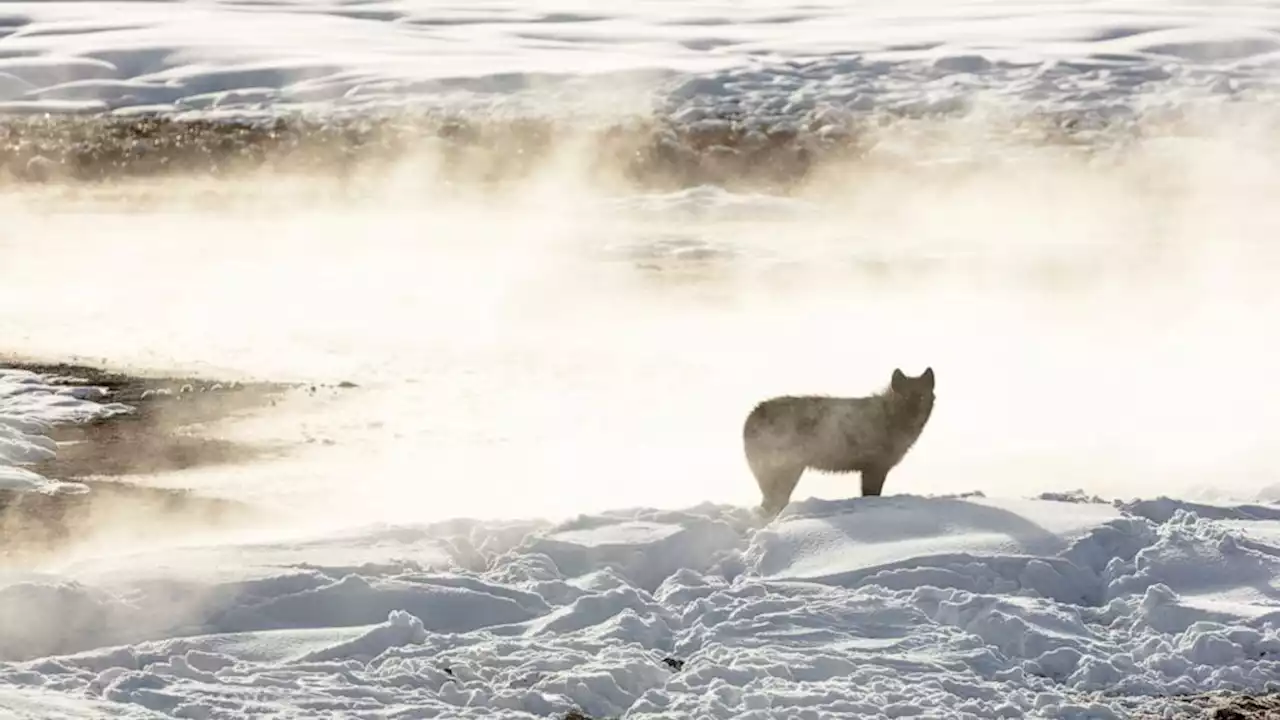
(743, 367, 936, 519)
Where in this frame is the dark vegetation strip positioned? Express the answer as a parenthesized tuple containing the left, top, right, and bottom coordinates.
(0, 110, 1132, 193)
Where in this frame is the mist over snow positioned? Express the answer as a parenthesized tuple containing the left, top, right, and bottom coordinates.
(1, 1, 1280, 718)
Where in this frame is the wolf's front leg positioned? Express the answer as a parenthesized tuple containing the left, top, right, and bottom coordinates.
(757, 465, 804, 520)
(860, 466, 888, 496)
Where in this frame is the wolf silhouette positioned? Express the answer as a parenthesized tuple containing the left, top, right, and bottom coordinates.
(743, 367, 936, 520)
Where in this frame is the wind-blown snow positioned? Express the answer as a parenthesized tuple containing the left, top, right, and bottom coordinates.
(0, 369, 130, 494)
(3, 492, 1280, 718)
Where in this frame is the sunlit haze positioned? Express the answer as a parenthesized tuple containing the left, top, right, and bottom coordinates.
(3, 105, 1279, 531)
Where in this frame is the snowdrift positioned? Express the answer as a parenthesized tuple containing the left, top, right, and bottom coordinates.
(2, 491, 1278, 718)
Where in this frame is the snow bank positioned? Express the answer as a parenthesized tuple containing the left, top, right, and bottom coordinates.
(0, 1, 1276, 120)
(4, 494, 1280, 718)
(0, 368, 131, 494)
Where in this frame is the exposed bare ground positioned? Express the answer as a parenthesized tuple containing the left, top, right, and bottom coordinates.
(1131, 691, 1280, 719)
(1208, 694, 1280, 719)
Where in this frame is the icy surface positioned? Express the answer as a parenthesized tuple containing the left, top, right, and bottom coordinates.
(2, 493, 1280, 718)
(0, 369, 130, 494)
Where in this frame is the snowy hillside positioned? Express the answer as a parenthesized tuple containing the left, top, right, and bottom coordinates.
(0, 1, 1274, 118)
(4, 453, 1280, 718)
(3, 450, 1280, 717)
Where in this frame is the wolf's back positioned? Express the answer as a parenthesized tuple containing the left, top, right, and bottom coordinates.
(743, 395, 886, 469)
(743, 395, 826, 440)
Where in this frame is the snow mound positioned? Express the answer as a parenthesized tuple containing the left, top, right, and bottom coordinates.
(0, 369, 132, 494)
(5, 494, 1280, 718)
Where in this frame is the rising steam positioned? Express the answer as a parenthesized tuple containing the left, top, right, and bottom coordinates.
(2, 98, 1279, 539)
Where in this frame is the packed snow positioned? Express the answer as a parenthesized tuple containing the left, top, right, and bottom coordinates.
(3, 0, 1280, 718)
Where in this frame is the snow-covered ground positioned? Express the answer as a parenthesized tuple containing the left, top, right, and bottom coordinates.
(0, 0, 1275, 119)
(4, 438, 1280, 718)
(5, 386, 1280, 720)
(3, 1, 1280, 718)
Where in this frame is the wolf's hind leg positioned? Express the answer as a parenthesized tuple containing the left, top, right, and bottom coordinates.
(861, 466, 888, 497)
(756, 464, 804, 520)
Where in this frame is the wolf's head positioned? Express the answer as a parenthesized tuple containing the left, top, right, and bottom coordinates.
(889, 367, 935, 405)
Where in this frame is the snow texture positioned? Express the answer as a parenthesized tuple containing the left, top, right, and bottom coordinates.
(2, 490, 1280, 718)
(0, 368, 131, 495)
(0, 0, 1272, 123)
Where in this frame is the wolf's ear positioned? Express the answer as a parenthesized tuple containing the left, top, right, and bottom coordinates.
(922, 366, 935, 388)
(891, 368, 907, 392)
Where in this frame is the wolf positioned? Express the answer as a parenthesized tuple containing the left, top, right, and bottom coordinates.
(742, 367, 936, 520)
